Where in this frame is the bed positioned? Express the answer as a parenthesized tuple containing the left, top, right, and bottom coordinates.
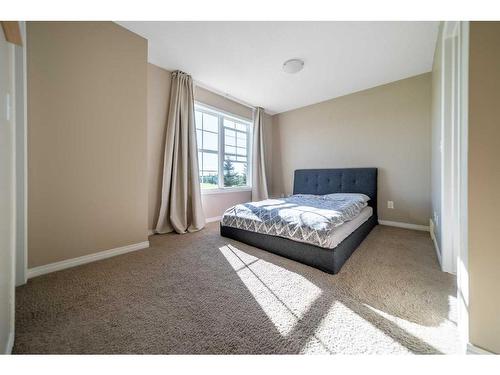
(220, 168, 378, 274)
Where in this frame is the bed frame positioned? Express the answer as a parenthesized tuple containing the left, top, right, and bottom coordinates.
(220, 168, 378, 274)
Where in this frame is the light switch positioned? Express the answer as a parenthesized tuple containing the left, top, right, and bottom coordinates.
(387, 201, 394, 209)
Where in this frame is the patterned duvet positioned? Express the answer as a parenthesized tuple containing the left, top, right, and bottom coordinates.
(221, 194, 368, 249)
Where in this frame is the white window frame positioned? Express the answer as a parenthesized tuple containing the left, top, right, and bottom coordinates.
(195, 102, 252, 194)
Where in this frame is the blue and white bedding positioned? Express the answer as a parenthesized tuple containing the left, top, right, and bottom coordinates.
(221, 193, 369, 249)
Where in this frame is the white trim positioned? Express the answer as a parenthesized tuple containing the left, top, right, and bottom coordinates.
(378, 220, 429, 232)
(429, 218, 443, 269)
(206, 216, 222, 223)
(27, 241, 150, 279)
(7, 42, 17, 359)
(201, 187, 252, 195)
(457, 20, 470, 356)
(14, 21, 27, 286)
(440, 24, 455, 275)
(4, 331, 14, 354)
(467, 343, 493, 355)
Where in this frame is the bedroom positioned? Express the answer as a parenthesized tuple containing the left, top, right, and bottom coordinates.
(1, 0, 500, 372)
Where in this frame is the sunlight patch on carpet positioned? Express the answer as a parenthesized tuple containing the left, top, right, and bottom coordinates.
(219, 244, 322, 336)
(304, 300, 409, 354)
(361, 297, 459, 354)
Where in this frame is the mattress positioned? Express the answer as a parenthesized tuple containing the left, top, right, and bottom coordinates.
(222, 206, 373, 250)
(328, 206, 373, 248)
(222, 194, 372, 249)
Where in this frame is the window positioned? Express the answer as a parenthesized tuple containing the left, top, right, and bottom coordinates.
(195, 104, 252, 191)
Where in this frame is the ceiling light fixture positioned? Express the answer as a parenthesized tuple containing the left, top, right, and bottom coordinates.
(282, 59, 304, 74)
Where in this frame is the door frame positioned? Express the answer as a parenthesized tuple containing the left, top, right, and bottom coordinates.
(456, 21, 469, 355)
(440, 21, 458, 275)
(441, 20, 469, 354)
(15, 21, 28, 286)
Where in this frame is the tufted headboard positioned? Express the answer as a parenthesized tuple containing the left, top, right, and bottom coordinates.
(293, 168, 378, 217)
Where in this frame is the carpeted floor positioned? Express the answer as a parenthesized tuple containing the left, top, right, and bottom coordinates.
(14, 223, 458, 354)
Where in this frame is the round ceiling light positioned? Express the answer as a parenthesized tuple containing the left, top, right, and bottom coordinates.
(282, 59, 304, 74)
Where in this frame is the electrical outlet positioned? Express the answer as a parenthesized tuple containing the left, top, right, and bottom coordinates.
(387, 201, 394, 209)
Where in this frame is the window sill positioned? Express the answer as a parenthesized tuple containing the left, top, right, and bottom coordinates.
(201, 187, 252, 195)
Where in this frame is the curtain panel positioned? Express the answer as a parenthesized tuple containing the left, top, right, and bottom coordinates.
(155, 71, 205, 234)
(251, 107, 269, 201)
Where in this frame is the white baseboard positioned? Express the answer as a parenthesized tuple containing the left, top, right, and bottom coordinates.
(378, 220, 430, 232)
(4, 331, 14, 354)
(27, 241, 150, 279)
(467, 342, 494, 354)
(206, 216, 222, 223)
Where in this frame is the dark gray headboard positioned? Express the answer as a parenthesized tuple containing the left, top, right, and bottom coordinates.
(293, 168, 378, 217)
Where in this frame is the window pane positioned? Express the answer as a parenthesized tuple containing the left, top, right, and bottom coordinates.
(235, 122, 247, 132)
(195, 111, 202, 130)
(203, 113, 218, 133)
(233, 162, 247, 175)
(196, 129, 202, 149)
(224, 119, 235, 129)
(200, 152, 218, 189)
(203, 130, 218, 151)
(225, 135, 236, 148)
(223, 160, 248, 187)
(225, 145, 236, 155)
(237, 132, 247, 145)
(236, 146, 246, 156)
(203, 152, 218, 172)
(200, 172, 218, 189)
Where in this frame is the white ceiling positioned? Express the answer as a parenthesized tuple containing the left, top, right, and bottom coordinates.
(118, 21, 439, 114)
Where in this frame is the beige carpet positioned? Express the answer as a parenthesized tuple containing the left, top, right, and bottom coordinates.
(14, 224, 458, 354)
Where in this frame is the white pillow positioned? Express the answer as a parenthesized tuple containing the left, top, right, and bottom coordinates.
(322, 193, 371, 203)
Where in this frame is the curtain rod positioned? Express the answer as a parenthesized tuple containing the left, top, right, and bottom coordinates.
(193, 80, 257, 111)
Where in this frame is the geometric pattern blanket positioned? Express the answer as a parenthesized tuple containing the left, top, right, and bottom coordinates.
(221, 194, 367, 249)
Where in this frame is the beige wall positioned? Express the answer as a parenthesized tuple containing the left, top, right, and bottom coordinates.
(147, 64, 171, 230)
(27, 22, 148, 268)
(468, 21, 500, 354)
(147, 63, 273, 228)
(271, 73, 432, 225)
(195, 86, 253, 119)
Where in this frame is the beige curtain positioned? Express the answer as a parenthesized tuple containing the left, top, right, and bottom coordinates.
(251, 107, 269, 201)
(155, 71, 205, 234)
